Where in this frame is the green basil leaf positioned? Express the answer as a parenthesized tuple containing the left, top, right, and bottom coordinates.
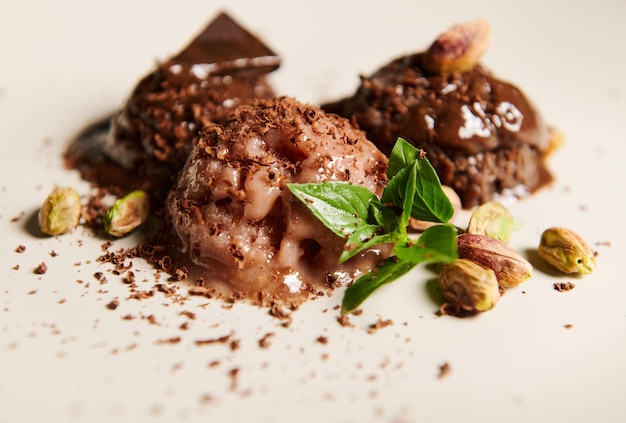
(342, 257, 416, 314)
(369, 199, 399, 233)
(410, 156, 454, 223)
(388, 137, 420, 179)
(400, 161, 417, 230)
(338, 223, 380, 263)
(384, 138, 454, 224)
(288, 182, 377, 238)
(392, 224, 458, 264)
(339, 232, 397, 263)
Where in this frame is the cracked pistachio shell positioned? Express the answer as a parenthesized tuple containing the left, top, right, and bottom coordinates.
(457, 233, 532, 288)
(38, 187, 82, 236)
(439, 258, 500, 312)
(467, 201, 515, 244)
(538, 227, 595, 274)
(104, 190, 150, 237)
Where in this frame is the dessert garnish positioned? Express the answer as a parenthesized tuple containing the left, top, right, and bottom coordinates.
(466, 201, 515, 244)
(538, 227, 596, 274)
(38, 187, 82, 236)
(457, 233, 533, 288)
(290, 137, 458, 313)
(438, 258, 500, 313)
(104, 190, 150, 237)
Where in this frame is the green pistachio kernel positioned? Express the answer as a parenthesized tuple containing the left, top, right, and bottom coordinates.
(538, 227, 595, 274)
(439, 258, 500, 312)
(467, 201, 516, 244)
(104, 190, 150, 237)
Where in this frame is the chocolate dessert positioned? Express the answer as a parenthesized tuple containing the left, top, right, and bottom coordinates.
(165, 97, 390, 302)
(66, 12, 280, 202)
(324, 20, 557, 208)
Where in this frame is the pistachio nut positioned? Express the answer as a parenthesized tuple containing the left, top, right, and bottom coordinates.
(410, 185, 461, 231)
(538, 227, 595, 274)
(104, 190, 150, 237)
(423, 19, 492, 75)
(38, 187, 82, 236)
(467, 201, 515, 244)
(439, 258, 500, 312)
(457, 233, 532, 288)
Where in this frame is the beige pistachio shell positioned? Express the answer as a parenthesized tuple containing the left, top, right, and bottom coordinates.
(457, 233, 532, 288)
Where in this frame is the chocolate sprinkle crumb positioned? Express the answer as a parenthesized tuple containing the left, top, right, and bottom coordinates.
(316, 336, 328, 344)
(228, 367, 240, 391)
(93, 272, 107, 284)
(10, 211, 24, 222)
(258, 332, 275, 349)
(34, 262, 47, 274)
(156, 337, 181, 344)
(195, 335, 231, 346)
(15, 245, 25, 253)
(367, 317, 394, 334)
(337, 314, 354, 327)
(554, 282, 575, 292)
(438, 362, 452, 379)
(106, 299, 120, 310)
(180, 310, 196, 320)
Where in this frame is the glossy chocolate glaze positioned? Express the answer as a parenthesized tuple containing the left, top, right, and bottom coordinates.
(324, 53, 554, 207)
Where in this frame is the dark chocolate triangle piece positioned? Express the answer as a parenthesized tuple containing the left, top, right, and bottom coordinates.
(171, 12, 280, 75)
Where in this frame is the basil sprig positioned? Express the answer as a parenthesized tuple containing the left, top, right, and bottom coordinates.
(288, 138, 458, 313)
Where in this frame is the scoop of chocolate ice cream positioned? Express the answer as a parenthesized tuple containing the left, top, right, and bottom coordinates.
(166, 97, 390, 301)
(324, 22, 555, 208)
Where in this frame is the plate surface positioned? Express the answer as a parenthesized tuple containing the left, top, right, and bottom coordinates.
(1, 1, 626, 422)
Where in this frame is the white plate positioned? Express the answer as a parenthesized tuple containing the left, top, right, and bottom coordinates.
(2, 1, 626, 422)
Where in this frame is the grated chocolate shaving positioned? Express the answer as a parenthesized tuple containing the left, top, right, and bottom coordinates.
(437, 362, 452, 379)
(34, 262, 47, 274)
(258, 332, 275, 349)
(367, 317, 394, 334)
(195, 335, 231, 346)
(554, 282, 575, 292)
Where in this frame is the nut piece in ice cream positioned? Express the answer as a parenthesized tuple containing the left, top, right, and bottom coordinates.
(538, 227, 596, 274)
(439, 258, 500, 312)
(423, 19, 492, 75)
(166, 97, 390, 302)
(38, 187, 82, 236)
(457, 233, 532, 288)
